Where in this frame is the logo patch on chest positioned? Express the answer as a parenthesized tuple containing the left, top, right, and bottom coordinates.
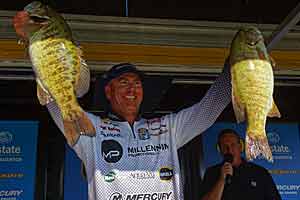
(138, 128, 150, 140)
(101, 140, 123, 163)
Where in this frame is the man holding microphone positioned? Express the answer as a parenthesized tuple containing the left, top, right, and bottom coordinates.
(199, 128, 281, 200)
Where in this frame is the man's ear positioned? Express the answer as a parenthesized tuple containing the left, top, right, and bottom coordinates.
(239, 138, 245, 152)
(104, 84, 111, 100)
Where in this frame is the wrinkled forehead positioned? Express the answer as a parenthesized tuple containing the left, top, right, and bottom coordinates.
(219, 133, 240, 144)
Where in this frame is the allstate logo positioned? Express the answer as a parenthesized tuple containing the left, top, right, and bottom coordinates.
(0, 131, 13, 144)
(267, 131, 280, 144)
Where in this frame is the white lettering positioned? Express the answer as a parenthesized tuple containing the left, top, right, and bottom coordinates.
(0, 146, 21, 154)
(103, 151, 120, 159)
(130, 171, 155, 179)
(0, 157, 22, 162)
(125, 192, 172, 200)
(270, 145, 290, 153)
(0, 190, 23, 197)
(277, 185, 300, 191)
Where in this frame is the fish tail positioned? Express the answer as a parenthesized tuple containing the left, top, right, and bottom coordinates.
(267, 99, 281, 118)
(63, 110, 96, 146)
(245, 132, 273, 162)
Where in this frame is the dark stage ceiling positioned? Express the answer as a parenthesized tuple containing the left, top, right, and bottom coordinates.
(1, 0, 300, 25)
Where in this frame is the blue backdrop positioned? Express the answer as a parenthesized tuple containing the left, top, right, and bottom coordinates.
(0, 121, 38, 200)
(64, 145, 88, 200)
(202, 122, 300, 200)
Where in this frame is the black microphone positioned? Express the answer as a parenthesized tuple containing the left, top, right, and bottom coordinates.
(223, 153, 233, 185)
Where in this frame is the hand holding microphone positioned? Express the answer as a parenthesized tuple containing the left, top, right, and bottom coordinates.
(222, 153, 233, 185)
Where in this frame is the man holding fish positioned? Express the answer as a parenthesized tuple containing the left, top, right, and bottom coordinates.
(13, 1, 281, 200)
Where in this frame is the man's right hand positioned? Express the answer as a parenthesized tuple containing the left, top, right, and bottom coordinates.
(220, 162, 233, 181)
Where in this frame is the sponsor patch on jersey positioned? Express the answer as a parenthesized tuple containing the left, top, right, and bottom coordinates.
(138, 128, 150, 140)
(128, 144, 169, 157)
(102, 140, 123, 163)
(104, 171, 116, 183)
(100, 131, 122, 138)
(109, 192, 122, 200)
(147, 118, 162, 130)
(102, 118, 120, 127)
(100, 119, 122, 138)
(129, 171, 155, 180)
(109, 191, 172, 200)
(100, 126, 121, 132)
(159, 167, 173, 181)
(146, 118, 168, 136)
(150, 127, 168, 136)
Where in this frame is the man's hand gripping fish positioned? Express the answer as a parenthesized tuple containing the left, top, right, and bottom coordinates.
(13, 1, 96, 145)
(229, 27, 281, 162)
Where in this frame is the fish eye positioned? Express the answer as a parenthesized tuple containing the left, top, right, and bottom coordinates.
(30, 15, 48, 23)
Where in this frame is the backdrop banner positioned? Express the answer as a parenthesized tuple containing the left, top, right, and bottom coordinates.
(0, 121, 38, 200)
(202, 122, 300, 200)
(64, 145, 88, 200)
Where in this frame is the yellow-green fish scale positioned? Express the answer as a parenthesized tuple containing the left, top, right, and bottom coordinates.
(232, 59, 273, 138)
(29, 38, 81, 120)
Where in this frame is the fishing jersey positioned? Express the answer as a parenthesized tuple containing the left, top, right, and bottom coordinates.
(47, 64, 231, 200)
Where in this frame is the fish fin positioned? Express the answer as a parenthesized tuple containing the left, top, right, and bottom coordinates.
(231, 78, 246, 123)
(269, 55, 276, 68)
(256, 45, 275, 67)
(36, 79, 54, 105)
(258, 51, 267, 60)
(17, 38, 29, 47)
(75, 48, 90, 97)
(267, 99, 281, 118)
(63, 111, 96, 146)
(245, 133, 273, 162)
(19, 42, 30, 59)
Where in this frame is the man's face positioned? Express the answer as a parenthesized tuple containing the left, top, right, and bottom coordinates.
(219, 133, 242, 164)
(105, 72, 143, 119)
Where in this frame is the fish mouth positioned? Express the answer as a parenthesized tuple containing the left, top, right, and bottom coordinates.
(13, 10, 50, 40)
(245, 31, 264, 46)
(246, 38, 262, 46)
(240, 26, 264, 47)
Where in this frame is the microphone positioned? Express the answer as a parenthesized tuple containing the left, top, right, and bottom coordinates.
(223, 153, 233, 185)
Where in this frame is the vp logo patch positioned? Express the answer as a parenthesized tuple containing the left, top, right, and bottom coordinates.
(102, 140, 123, 163)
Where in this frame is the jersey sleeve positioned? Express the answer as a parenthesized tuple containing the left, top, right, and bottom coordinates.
(46, 101, 65, 133)
(171, 60, 231, 148)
